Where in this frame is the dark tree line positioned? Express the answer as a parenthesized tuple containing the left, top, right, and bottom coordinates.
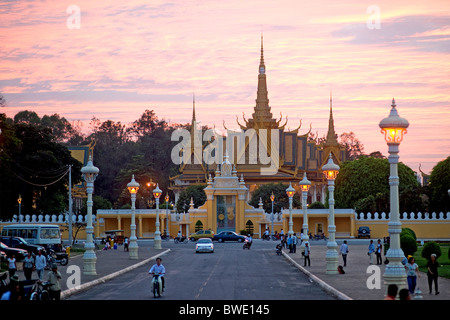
(0, 97, 200, 219)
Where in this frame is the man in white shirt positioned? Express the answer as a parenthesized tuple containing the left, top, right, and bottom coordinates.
(340, 240, 349, 267)
(35, 250, 47, 280)
(149, 257, 166, 291)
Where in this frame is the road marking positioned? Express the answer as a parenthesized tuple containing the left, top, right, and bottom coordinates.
(194, 251, 223, 299)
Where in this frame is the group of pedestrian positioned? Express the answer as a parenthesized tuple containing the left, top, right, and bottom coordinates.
(384, 284, 412, 300)
(1, 249, 62, 300)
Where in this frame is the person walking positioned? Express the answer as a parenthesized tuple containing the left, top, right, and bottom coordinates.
(22, 252, 35, 280)
(427, 253, 439, 295)
(405, 256, 420, 295)
(35, 249, 47, 280)
(303, 242, 311, 266)
(368, 240, 375, 265)
(7, 255, 17, 280)
(340, 240, 349, 267)
(124, 237, 129, 252)
(375, 239, 383, 265)
(47, 263, 62, 300)
(287, 235, 293, 253)
(292, 233, 298, 253)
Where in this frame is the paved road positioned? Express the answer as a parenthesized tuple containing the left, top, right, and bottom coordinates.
(66, 241, 335, 300)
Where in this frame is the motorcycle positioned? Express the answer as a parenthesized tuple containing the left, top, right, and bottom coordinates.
(45, 249, 69, 269)
(174, 236, 188, 244)
(276, 243, 283, 256)
(151, 273, 163, 298)
(0, 272, 7, 296)
(243, 238, 252, 249)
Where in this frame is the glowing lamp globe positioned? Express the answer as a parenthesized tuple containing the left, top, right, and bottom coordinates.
(270, 192, 275, 202)
(299, 172, 311, 192)
(127, 175, 140, 194)
(322, 154, 340, 180)
(153, 183, 162, 199)
(379, 98, 409, 145)
(286, 183, 295, 198)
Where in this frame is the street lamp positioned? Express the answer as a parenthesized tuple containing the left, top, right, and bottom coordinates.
(379, 98, 409, 291)
(286, 183, 295, 236)
(165, 194, 170, 238)
(80, 155, 99, 275)
(270, 192, 275, 237)
(153, 183, 162, 249)
(322, 154, 340, 274)
(17, 195, 22, 223)
(127, 175, 140, 259)
(299, 172, 311, 249)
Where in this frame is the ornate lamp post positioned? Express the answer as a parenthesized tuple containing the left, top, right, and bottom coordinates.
(80, 155, 99, 275)
(322, 154, 340, 274)
(165, 194, 170, 238)
(127, 175, 140, 259)
(153, 184, 162, 249)
(286, 183, 295, 236)
(299, 173, 311, 248)
(270, 192, 275, 237)
(379, 98, 409, 291)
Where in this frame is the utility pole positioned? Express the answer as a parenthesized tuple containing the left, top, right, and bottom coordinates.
(68, 165, 73, 247)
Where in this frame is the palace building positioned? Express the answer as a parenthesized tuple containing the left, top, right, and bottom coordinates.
(169, 37, 346, 205)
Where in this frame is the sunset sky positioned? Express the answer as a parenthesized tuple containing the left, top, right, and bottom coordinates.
(1, 0, 449, 176)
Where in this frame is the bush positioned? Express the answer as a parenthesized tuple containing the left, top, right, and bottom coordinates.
(400, 234, 417, 256)
(309, 201, 325, 209)
(421, 241, 442, 260)
(401, 228, 417, 240)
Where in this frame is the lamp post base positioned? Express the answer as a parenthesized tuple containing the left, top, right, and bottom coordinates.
(383, 248, 407, 291)
(326, 241, 339, 274)
(129, 240, 139, 259)
(83, 249, 97, 275)
(154, 239, 162, 250)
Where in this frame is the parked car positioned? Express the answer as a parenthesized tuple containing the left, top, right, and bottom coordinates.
(195, 238, 214, 253)
(213, 231, 246, 243)
(189, 230, 215, 241)
(0, 242, 28, 261)
(0, 236, 46, 255)
(357, 226, 371, 239)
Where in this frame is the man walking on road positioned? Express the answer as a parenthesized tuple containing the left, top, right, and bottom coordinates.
(340, 240, 349, 267)
(304, 242, 311, 266)
(292, 233, 298, 253)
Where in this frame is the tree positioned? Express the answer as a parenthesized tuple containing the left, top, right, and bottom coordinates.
(248, 182, 301, 213)
(339, 132, 365, 160)
(428, 156, 450, 212)
(0, 119, 82, 219)
(176, 184, 207, 213)
(334, 156, 419, 212)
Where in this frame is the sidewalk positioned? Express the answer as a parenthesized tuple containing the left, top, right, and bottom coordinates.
(3, 243, 170, 300)
(282, 241, 450, 300)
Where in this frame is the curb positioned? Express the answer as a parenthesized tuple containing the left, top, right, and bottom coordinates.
(61, 249, 171, 299)
(282, 251, 353, 300)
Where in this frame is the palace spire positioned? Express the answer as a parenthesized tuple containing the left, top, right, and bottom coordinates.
(324, 90, 339, 146)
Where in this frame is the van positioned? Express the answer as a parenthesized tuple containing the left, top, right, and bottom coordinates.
(1, 224, 61, 247)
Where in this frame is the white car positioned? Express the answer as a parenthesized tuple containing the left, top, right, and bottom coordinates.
(195, 238, 214, 253)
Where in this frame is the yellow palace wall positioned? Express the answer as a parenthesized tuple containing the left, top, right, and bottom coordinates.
(3, 211, 449, 242)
